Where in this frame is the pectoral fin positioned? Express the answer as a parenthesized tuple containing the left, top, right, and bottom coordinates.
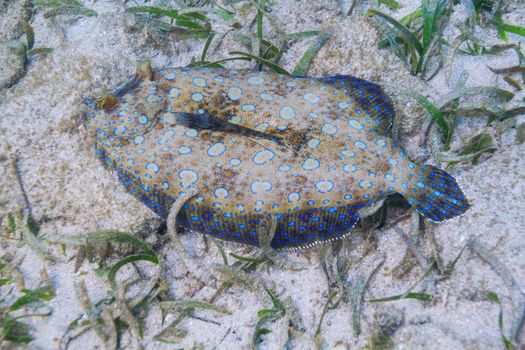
(162, 111, 283, 145)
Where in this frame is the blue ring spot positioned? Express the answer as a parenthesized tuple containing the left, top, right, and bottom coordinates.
(354, 140, 367, 150)
(230, 158, 241, 166)
(137, 114, 149, 125)
(247, 76, 265, 84)
(358, 180, 373, 189)
(322, 123, 338, 135)
(253, 149, 275, 165)
(304, 92, 320, 104)
(214, 187, 230, 199)
(279, 105, 296, 120)
(302, 158, 320, 170)
(315, 180, 334, 193)
(307, 138, 320, 149)
(185, 129, 198, 138)
(178, 169, 199, 187)
(207, 142, 226, 157)
(288, 192, 301, 203)
(228, 86, 243, 100)
(250, 180, 272, 194)
(192, 77, 207, 88)
(145, 94, 162, 103)
(388, 158, 399, 166)
(241, 104, 256, 112)
(162, 69, 177, 80)
(348, 119, 364, 130)
(178, 146, 192, 155)
(260, 92, 274, 101)
(385, 173, 396, 182)
(145, 162, 160, 174)
(191, 92, 204, 102)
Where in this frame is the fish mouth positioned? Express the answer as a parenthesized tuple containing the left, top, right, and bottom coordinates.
(78, 95, 103, 132)
(77, 105, 91, 126)
(81, 95, 98, 107)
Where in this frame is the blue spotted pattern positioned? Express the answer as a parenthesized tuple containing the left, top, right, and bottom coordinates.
(81, 67, 470, 250)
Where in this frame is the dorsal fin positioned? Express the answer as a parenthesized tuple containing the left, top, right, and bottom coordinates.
(113, 61, 153, 98)
(113, 74, 143, 98)
(320, 75, 395, 135)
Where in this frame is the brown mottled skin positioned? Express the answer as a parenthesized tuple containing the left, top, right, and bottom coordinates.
(80, 67, 469, 249)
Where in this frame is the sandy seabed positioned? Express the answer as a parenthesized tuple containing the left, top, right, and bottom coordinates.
(0, 0, 524, 349)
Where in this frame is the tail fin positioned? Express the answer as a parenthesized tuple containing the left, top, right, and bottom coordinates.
(410, 165, 470, 222)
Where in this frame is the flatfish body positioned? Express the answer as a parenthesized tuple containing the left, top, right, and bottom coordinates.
(81, 67, 469, 249)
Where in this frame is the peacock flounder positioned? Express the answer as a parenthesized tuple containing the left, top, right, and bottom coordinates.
(80, 65, 470, 250)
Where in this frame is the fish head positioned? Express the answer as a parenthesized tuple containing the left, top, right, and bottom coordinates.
(80, 76, 167, 141)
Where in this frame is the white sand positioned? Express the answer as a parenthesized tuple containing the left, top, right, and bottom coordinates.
(1, 0, 524, 349)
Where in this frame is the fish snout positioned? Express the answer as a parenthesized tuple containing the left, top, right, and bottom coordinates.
(82, 85, 168, 141)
